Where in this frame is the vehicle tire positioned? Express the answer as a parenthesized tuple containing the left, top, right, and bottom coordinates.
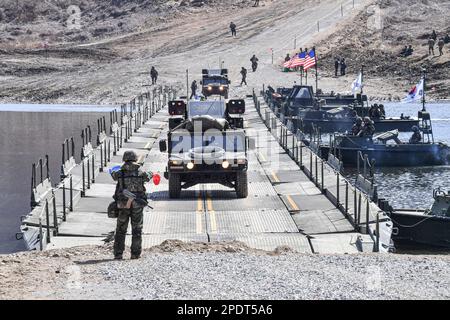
(169, 173, 181, 199)
(235, 171, 248, 198)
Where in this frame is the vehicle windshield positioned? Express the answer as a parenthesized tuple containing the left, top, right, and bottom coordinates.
(170, 132, 246, 153)
(203, 77, 229, 85)
(187, 101, 226, 118)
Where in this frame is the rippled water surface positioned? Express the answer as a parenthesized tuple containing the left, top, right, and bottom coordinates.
(370, 103, 450, 209)
(342, 103, 450, 209)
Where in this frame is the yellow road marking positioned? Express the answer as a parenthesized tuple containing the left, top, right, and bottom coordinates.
(286, 195, 300, 211)
(159, 123, 165, 129)
(196, 194, 203, 234)
(206, 194, 217, 233)
(258, 151, 266, 162)
(137, 154, 145, 164)
(144, 141, 152, 150)
(271, 171, 280, 183)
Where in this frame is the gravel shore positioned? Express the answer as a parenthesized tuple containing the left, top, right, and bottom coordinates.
(1, 241, 449, 300)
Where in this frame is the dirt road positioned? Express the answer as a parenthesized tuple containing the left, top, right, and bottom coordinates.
(0, 0, 374, 104)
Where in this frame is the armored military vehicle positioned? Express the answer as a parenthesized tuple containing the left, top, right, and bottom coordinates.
(160, 99, 252, 199)
(201, 69, 230, 99)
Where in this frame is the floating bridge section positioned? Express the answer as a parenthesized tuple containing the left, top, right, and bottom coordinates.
(18, 87, 393, 254)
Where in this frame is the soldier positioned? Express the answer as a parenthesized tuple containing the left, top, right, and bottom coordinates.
(240, 67, 248, 86)
(340, 58, 347, 76)
(369, 104, 378, 118)
(431, 30, 437, 41)
(112, 151, 151, 260)
(445, 34, 450, 44)
(428, 38, 435, 56)
(285, 54, 291, 62)
(409, 126, 422, 144)
(190, 80, 197, 99)
(250, 54, 259, 72)
(360, 117, 375, 137)
(351, 117, 363, 136)
(405, 45, 414, 57)
(372, 105, 382, 119)
(334, 58, 340, 77)
(253, 0, 260, 7)
(150, 66, 158, 85)
(438, 38, 445, 56)
(379, 104, 386, 119)
(230, 22, 237, 37)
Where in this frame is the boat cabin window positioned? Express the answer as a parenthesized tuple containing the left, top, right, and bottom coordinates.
(295, 88, 312, 99)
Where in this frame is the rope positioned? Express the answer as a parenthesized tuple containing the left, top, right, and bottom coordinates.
(389, 214, 437, 228)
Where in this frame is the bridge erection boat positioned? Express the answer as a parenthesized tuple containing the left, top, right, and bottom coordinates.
(381, 189, 450, 248)
(320, 109, 450, 167)
(264, 85, 419, 134)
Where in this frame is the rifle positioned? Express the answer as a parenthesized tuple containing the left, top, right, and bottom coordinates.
(122, 189, 154, 210)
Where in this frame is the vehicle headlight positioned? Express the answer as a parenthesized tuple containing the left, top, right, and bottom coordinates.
(208, 86, 212, 91)
(186, 162, 194, 170)
(237, 159, 246, 165)
(219, 86, 224, 91)
(170, 160, 180, 165)
(222, 160, 230, 169)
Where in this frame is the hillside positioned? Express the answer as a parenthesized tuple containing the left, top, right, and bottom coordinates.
(316, 0, 450, 99)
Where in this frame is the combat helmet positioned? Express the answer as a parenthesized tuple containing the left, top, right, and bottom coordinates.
(123, 150, 138, 162)
(363, 116, 372, 124)
(355, 117, 363, 125)
(412, 125, 420, 132)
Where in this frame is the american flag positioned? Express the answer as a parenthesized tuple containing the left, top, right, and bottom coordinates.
(303, 49, 317, 71)
(283, 51, 306, 68)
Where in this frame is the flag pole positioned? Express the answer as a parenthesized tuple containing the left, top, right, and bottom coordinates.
(360, 65, 364, 95)
(422, 67, 426, 112)
(300, 67, 303, 85)
(186, 69, 189, 101)
(314, 47, 318, 96)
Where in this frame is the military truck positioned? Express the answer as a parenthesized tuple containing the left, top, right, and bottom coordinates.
(201, 69, 230, 99)
(160, 99, 252, 199)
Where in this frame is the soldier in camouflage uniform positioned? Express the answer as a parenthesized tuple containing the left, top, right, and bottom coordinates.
(112, 151, 151, 260)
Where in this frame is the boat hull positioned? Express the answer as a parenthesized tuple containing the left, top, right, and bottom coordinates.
(389, 210, 450, 248)
(297, 118, 419, 134)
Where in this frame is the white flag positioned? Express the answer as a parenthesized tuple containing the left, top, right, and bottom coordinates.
(402, 78, 424, 103)
(351, 72, 363, 94)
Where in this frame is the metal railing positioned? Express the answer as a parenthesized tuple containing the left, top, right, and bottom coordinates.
(253, 88, 387, 252)
(19, 85, 176, 250)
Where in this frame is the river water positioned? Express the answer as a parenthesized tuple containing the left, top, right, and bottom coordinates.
(363, 102, 450, 210)
(0, 105, 115, 254)
(0, 102, 449, 254)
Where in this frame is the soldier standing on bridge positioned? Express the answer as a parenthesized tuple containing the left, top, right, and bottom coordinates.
(150, 66, 158, 85)
(190, 80, 198, 99)
(111, 151, 151, 260)
(240, 67, 248, 86)
(250, 54, 259, 72)
(230, 22, 237, 37)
